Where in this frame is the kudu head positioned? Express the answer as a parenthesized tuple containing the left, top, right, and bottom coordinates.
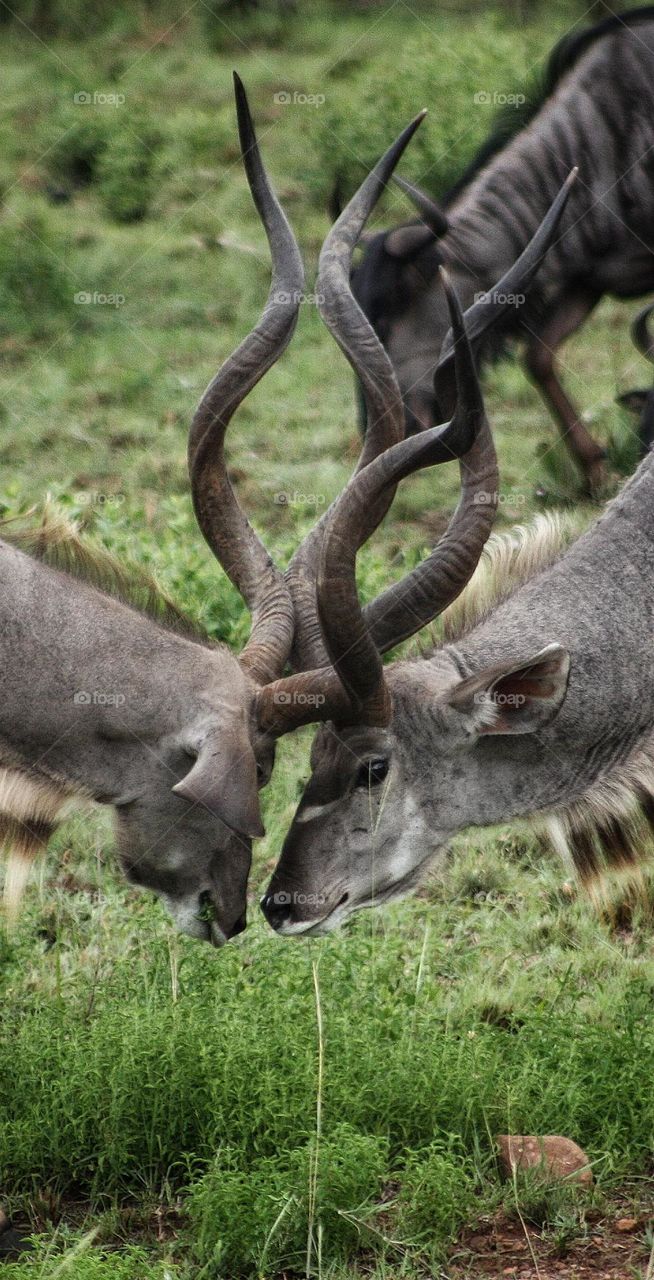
(111, 678, 259, 946)
(616, 301, 654, 455)
(257, 178, 575, 937)
(351, 172, 575, 433)
(134, 77, 428, 940)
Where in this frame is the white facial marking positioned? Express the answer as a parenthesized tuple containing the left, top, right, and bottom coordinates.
(387, 791, 430, 882)
(273, 917, 318, 936)
(161, 893, 227, 945)
(295, 799, 341, 824)
(275, 899, 353, 937)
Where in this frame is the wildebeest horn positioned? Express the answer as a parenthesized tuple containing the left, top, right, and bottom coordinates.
(257, 270, 495, 731)
(328, 176, 343, 223)
(187, 72, 301, 686)
(285, 109, 428, 671)
(393, 175, 449, 235)
(435, 168, 578, 392)
(631, 301, 654, 364)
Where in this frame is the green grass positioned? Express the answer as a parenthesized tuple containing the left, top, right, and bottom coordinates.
(0, 3, 653, 1277)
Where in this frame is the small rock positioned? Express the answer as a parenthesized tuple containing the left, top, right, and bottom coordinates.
(496, 1134, 593, 1186)
(467, 1233, 490, 1250)
(615, 1217, 638, 1232)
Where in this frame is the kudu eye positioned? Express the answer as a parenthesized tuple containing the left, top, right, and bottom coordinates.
(355, 758, 389, 789)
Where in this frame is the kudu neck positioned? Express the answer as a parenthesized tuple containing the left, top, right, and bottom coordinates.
(388, 458, 654, 827)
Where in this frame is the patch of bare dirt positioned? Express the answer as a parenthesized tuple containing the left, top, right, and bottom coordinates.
(448, 1205, 653, 1279)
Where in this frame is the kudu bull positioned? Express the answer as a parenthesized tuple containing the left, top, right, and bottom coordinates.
(351, 6, 654, 492)
(0, 80, 437, 943)
(259, 241, 654, 940)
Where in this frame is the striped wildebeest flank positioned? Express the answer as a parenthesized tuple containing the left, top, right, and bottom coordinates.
(616, 301, 654, 453)
(0, 80, 446, 944)
(257, 245, 654, 940)
(349, 6, 654, 494)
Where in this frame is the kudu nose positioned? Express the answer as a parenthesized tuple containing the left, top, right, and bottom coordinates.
(260, 891, 292, 931)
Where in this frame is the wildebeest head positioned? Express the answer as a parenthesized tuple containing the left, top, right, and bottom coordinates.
(350, 182, 461, 432)
(351, 173, 575, 434)
(616, 301, 654, 455)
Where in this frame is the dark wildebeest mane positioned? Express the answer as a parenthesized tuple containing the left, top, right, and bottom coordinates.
(444, 5, 654, 207)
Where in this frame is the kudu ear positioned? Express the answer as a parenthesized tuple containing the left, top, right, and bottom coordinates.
(172, 718, 264, 838)
(447, 644, 570, 736)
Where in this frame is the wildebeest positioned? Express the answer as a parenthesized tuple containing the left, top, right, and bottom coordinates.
(0, 78, 429, 942)
(616, 301, 654, 453)
(350, 6, 654, 493)
(257, 256, 654, 940)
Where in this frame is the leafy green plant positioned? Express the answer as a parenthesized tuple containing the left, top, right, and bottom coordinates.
(96, 122, 163, 224)
(394, 1138, 480, 1263)
(188, 1126, 388, 1274)
(42, 107, 111, 190)
(309, 19, 542, 205)
(202, 1, 297, 54)
(0, 212, 71, 340)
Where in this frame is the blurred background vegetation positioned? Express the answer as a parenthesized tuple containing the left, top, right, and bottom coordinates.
(1, 2, 653, 1277)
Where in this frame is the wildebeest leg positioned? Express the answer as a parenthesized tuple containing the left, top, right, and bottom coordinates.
(523, 290, 605, 492)
(0, 1205, 32, 1259)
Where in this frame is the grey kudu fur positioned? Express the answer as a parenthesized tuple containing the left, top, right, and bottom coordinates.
(350, 8, 654, 492)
